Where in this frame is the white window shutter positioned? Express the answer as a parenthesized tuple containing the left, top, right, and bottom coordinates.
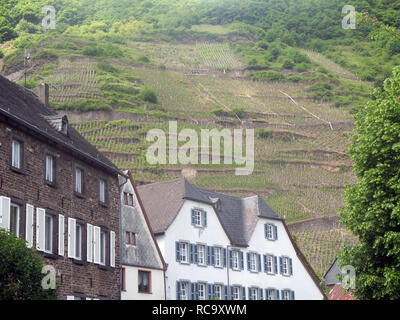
(93, 226, 100, 264)
(68, 218, 76, 258)
(58, 214, 65, 256)
(36, 208, 46, 251)
(25, 204, 34, 248)
(110, 230, 115, 268)
(87, 224, 93, 263)
(0, 196, 11, 231)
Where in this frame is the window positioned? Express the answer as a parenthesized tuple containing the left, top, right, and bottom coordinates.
(44, 214, 53, 253)
(215, 285, 222, 300)
(197, 245, 205, 265)
(214, 247, 222, 267)
(266, 255, 274, 273)
(250, 287, 258, 300)
(74, 167, 84, 195)
(99, 179, 107, 204)
(233, 286, 240, 300)
(179, 242, 188, 263)
(180, 282, 189, 300)
(11, 139, 23, 170)
(100, 230, 106, 265)
(75, 223, 82, 260)
(281, 257, 292, 276)
(266, 289, 278, 300)
(198, 283, 206, 300)
(124, 192, 134, 206)
(10, 203, 20, 237)
(45, 154, 55, 184)
(193, 210, 201, 226)
(282, 290, 291, 300)
(191, 209, 207, 228)
(138, 271, 151, 293)
(126, 231, 136, 246)
(121, 268, 126, 292)
(249, 253, 257, 272)
(232, 250, 239, 270)
(265, 223, 274, 240)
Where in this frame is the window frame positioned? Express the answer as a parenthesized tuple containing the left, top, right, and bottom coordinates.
(265, 223, 274, 240)
(9, 202, 21, 237)
(99, 178, 108, 206)
(266, 255, 274, 274)
(214, 247, 222, 268)
(73, 165, 85, 198)
(250, 287, 258, 300)
(100, 229, 107, 266)
(198, 283, 206, 300)
(197, 244, 206, 266)
(75, 223, 83, 261)
(138, 270, 151, 294)
(282, 256, 290, 276)
(249, 252, 257, 272)
(232, 250, 240, 270)
(193, 209, 202, 227)
(282, 289, 291, 300)
(180, 281, 189, 300)
(233, 286, 240, 300)
(44, 153, 57, 187)
(10, 137, 25, 173)
(125, 231, 136, 246)
(179, 242, 188, 264)
(215, 284, 222, 300)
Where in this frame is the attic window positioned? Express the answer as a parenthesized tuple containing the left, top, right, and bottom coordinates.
(42, 115, 69, 135)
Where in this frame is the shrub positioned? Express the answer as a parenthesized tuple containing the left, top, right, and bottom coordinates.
(308, 82, 333, 101)
(282, 59, 294, 69)
(0, 50, 4, 59)
(138, 87, 158, 104)
(212, 108, 230, 117)
(232, 107, 245, 119)
(138, 55, 150, 63)
(48, 41, 78, 50)
(97, 62, 118, 74)
(54, 99, 112, 112)
(249, 70, 285, 81)
(0, 229, 58, 300)
(257, 129, 273, 139)
(294, 63, 309, 72)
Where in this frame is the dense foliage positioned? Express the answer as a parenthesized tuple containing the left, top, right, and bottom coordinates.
(339, 66, 400, 300)
(0, 229, 58, 300)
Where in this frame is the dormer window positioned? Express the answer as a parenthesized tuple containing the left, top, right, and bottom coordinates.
(191, 208, 207, 228)
(42, 115, 69, 135)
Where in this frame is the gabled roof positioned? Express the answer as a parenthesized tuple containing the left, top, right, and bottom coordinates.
(328, 283, 356, 300)
(136, 178, 282, 246)
(0, 75, 122, 176)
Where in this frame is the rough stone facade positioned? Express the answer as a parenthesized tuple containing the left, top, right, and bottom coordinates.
(0, 114, 121, 300)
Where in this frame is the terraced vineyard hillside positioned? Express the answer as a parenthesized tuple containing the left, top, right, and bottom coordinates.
(3, 36, 368, 278)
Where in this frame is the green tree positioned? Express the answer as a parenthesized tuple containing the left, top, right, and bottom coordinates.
(339, 66, 400, 300)
(0, 229, 58, 300)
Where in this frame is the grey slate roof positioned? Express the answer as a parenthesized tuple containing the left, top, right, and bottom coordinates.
(0, 75, 121, 175)
(136, 178, 282, 247)
(324, 258, 341, 285)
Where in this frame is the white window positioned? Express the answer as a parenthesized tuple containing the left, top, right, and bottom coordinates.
(45, 155, 54, 183)
(266, 224, 274, 240)
(267, 289, 277, 300)
(193, 210, 201, 226)
(44, 214, 53, 253)
(11, 139, 21, 169)
(250, 287, 258, 300)
(99, 179, 106, 203)
(181, 282, 189, 300)
(249, 253, 257, 271)
(233, 286, 240, 300)
(75, 223, 82, 260)
(75, 168, 83, 194)
(215, 285, 222, 300)
(198, 245, 205, 265)
(214, 247, 222, 267)
(282, 290, 291, 300)
(198, 283, 206, 300)
(232, 250, 239, 270)
(10, 203, 20, 237)
(179, 242, 188, 263)
(267, 255, 274, 273)
(100, 230, 106, 265)
(282, 257, 289, 275)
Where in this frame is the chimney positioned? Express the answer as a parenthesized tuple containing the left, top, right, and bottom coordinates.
(38, 83, 49, 107)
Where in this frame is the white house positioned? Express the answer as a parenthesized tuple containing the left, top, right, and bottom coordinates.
(137, 178, 325, 300)
(120, 171, 166, 300)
